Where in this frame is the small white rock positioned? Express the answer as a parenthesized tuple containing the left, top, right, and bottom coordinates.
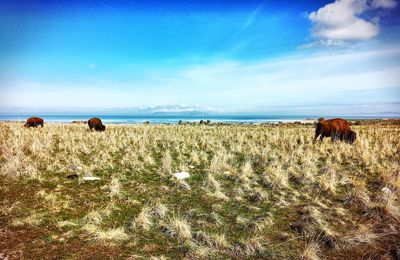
(381, 187, 391, 194)
(173, 172, 190, 180)
(177, 180, 191, 191)
(83, 176, 101, 181)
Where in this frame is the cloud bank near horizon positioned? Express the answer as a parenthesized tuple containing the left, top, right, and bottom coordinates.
(2, 46, 400, 115)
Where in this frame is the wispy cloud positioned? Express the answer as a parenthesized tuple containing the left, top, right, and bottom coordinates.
(1, 46, 399, 114)
(231, 1, 266, 40)
(94, 0, 115, 10)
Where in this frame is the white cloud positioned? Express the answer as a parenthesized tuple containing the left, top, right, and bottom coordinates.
(138, 104, 217, 113)
(308, 0, 397, 42)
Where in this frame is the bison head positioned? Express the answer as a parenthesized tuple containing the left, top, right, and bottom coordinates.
(349, 131, 356, 144)
(346, 131, 356, 144)
(99, 124, 106, 131)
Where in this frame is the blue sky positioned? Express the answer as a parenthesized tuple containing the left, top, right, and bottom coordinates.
(1, 0, 400, 115)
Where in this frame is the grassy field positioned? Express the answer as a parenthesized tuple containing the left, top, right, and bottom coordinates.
(0, 122, 399, 259)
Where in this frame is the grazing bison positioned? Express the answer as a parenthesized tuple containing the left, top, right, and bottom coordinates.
(87, 117, 105, 132)
(314, 118, 356, 144)
(24, 117, 44, 128)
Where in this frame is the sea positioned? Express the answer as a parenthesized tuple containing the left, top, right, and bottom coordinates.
(0, 114, 392, 124)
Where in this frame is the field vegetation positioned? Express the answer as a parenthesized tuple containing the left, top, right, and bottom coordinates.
(0, 122, 399, 259)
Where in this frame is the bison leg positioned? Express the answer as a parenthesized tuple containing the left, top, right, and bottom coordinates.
(342, 132, 351, 144)
(331, 132, 340, 142)
(313, 131, 319, 143)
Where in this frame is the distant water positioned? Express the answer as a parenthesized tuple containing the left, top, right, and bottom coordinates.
(0, 114, 390, 124)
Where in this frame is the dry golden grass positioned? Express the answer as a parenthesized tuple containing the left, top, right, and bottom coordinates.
(0, 122, 399, 258)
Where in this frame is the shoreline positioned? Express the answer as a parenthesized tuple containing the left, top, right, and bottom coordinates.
(1, 118, 399, 125)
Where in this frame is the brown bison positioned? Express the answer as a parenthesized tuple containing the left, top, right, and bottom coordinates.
(314, 118, 356, 144)
(87, 117, 105, 132)
(24, 117, 44, 128)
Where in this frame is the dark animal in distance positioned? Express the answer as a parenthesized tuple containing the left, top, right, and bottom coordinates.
(87, 117, 105, 132)
(314, 118, 356, 144)
(24, 117, 44, 128)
